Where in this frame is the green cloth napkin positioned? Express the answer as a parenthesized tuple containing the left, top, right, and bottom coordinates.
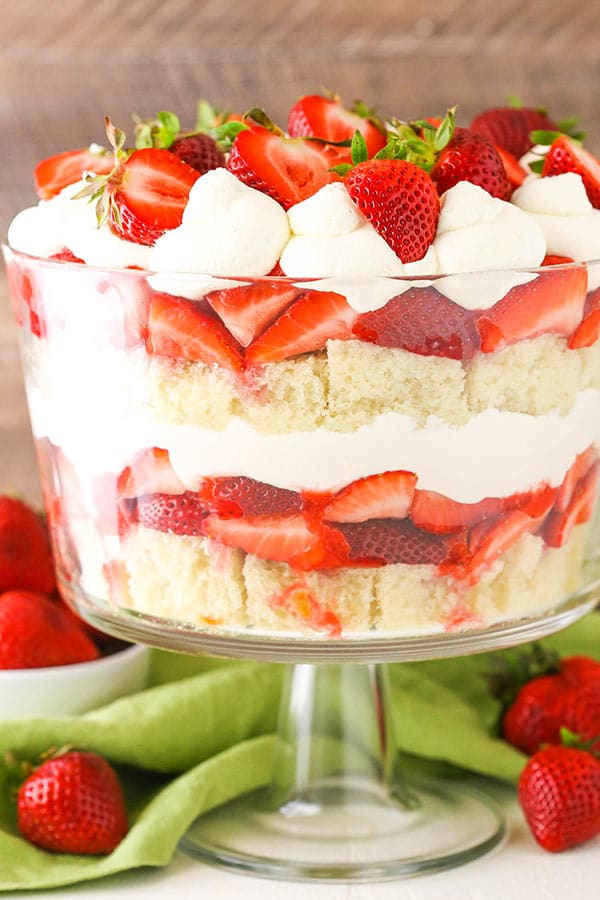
(1, 615, 599, 892)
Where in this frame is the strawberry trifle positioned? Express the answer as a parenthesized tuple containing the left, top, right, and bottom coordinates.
(5, 97, 600, 640)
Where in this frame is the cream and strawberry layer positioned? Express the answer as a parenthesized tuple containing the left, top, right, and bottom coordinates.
(8, 168, 600, 636)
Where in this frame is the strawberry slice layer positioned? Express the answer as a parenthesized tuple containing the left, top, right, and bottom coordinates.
(475, 266, 588, 353)
(117, 447, 186, 502)
(146, 293, 244, 374)
(336, 519, 455, 566)
(324, 471, 416, 523)
(205, 281, 302, 347)
(246, 290, 357, 363)
(198, 476, 303, 518)
(411, 491, 503, 534)
(543, 462, 600, 548)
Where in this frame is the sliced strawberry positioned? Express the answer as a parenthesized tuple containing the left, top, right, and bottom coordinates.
(323, 471, 416, 523)
(555, 447, 598, 513)
(569, 286, 600, 349)
(110, 149, 200, 245)
(445, 510, 539, 583)
(269, 580, 342, 637)
(227, 127, 337, 210)
(353, 286, 481, 360)
(495, 145, 526, 189)
(475, 267, 588, 353)
(205, 281, 302, 347)
(542, 136, 600, 208)
(543, 255, 575, 266)
(287, 94, 386, 160)
(134, 491, 209, 536)
(543, 462, 600, 547)
(336, 519, 455, 566)
(146, 293, 244, 374)
(203, 513, 349, 569)
(246, 290, 357, 363)
(34, 148, 113, 200)
(117, 447, 186, 501)
(411, 490, 503, 534)
(198, 476, 303, 518)
(49, 248, 85, 264)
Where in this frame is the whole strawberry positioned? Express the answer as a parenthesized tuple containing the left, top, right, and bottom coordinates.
(170, 133, 225, 174)
(430, 129, 512, 200)
(17, 751, 128, 854)
(518, 744, 600, 852)
(344, 159, 440, 263)
(470, 106, 558, 159)
(0, 496, 56, 594)
(0, 591, 99, 668)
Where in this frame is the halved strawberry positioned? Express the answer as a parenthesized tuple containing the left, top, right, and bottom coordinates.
(109, 149, 200, 245)
(146, 293, 244, 374)
(198, 476, 303, 518)
(269, 580, 342, 637)
(203, 514, 349, 569)
(117, 447, 186, 502)
(336, 519, 456, 566)
(246, 290, 357, 363)
(445, 510, 539, 583)
(323, 471, 416, 523)
(227, 127, 337, 210)
(469, 106, 558, 159)
(353, 286, 481, 360)
(475, 267, 588, 353)
(543, 462, 600, 547)
(34, 148, 113, 200)
(495, 145, 527, 190)
(205, 281, 302, 347)
(411, 491, 503, 534)
(135, 491, 209, 536)
(569, 286, 600, 349)
(542, 136, 600, 208)
(287, 94, 386, 160)
(555, 447, 598, 513)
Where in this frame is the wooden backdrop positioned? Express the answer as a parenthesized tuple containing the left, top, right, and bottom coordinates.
(1, 0, 599, 499)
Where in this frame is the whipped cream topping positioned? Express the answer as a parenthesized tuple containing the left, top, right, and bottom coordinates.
(8, 182, 151, 269)
(512, 173, 600, 262)
(149, 169, 289, 282)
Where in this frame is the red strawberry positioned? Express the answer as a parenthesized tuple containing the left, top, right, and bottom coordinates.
(34, 147, 113, 200)
(287, 94, 386, 159)
(518, 745, 600, 852)
(445, 509, 543, 583)
(502, 674, 566, 755)
(470, 107, 558, 159)
(146, 292, 244, 374)
(109, 149, 199, 245)
(246, 290, 357, 363)
(562, 684, 600, 751)
(475, 266, 588, 353)
(495, 145, 527, 189)
(0, 591, 99, 668)
(336, 519, 454, 566)
(561, 656, 600, 687)
(543, 461, 600, 547)
(569, 286, 600, 350)
(117, 447, 186, 501)
(270, 580, 342, 637)
(344, 159, 440, 263)
(0, 497, 56, 594)
(430, 129, 512, 200)
(134, 491, 209, 536)
(555, 447, 597, 513)
(227, 127, 336, 210)
(353, 286, 480, 361)
(198, 476, 303, 518)
(542, 136, 600, 208)
(48, 248, 85, 264)
(323, 471, 416, 523)
(205, 281, 302, 347)
(170, 133, 225, 174)
(17, 750, 128, 854)
(203, 514, 349, 569)
(411, 490, 502, 534)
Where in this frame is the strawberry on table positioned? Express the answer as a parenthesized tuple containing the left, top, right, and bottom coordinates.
(469, 105, 558, 159)
(34, 147, 113, 200)
(287, 93, 387, 160)
(17, 750, 128, 854)
(518, 742, 600, 852)
(0, 496, 56, 594)
(542, 135, 600, 208)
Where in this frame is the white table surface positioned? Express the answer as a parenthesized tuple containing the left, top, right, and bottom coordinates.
(3, 785, 596, 899)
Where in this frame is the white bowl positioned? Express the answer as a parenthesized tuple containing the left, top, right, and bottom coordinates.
(0, 644, 151, 718)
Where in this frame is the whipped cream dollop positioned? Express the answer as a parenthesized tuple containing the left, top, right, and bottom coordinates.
(148, 169, 289, 280)
(7, 182, 151, 269)
(512, 173, 600, 262)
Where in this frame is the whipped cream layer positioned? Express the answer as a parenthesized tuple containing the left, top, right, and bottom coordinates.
(26, 378, 600, 504)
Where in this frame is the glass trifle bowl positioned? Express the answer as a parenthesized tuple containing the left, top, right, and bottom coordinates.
(5, 247, 600, 879)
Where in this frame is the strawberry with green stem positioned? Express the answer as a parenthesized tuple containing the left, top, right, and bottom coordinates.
(133, 107, 225, 174)
(287, 92, 387, 161)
